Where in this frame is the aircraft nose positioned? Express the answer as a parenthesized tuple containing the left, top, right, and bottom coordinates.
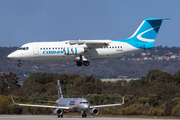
(7, 51, 22, 60)
(83, 104, 90, 111)
(7, 53, 14, 59)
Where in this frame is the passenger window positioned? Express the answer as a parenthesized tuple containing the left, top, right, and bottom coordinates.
(109, 47, 111, 49)
(43, 48, 45, 50)
(46, 48, 48, 50)
(40, 48, 42, 50)
(55, 47, 57, 49)
(49, 48, 51, 50)
(118, 46, 119, 48)
(112, 46, 114, 48)
(58, 47, 60, 49)
(121, 46, 122, 48)
(69, 101, 75, 105)
(115, 46, 116, 48)
(52, 48, 54, 50)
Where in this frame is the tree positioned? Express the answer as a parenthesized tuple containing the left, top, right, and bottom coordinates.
(148, 94, 161, 107)
(0, 72, 20, 95)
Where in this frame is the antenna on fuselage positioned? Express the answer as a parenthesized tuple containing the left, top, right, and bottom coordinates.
(57, 80, 63, 99)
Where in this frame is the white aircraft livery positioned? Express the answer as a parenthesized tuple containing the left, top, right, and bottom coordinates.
(7, 18, 169, 67)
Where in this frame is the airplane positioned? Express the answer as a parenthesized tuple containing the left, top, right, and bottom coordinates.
(12, 80, 124, 118)
(7, 18, 169, 67)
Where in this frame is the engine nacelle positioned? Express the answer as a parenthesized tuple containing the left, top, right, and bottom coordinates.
(90, 108, 99, 115)
(53, 108, 63, 115)
(64, 47, 85, 55)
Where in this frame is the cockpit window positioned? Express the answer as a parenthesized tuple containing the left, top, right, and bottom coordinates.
(18, 47, 29, 50)
(80, 102, 88, 104)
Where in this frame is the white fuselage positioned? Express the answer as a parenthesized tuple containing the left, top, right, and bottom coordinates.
(8, 40, 143, 62)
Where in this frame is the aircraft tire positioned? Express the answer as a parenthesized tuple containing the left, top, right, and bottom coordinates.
(82, 113, 84, 118)
(83, 61, 90, 66)
(17, 63, 22, 67)
(77, 61, 82, 66)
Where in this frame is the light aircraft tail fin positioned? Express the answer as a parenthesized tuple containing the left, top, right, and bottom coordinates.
(57, 80, 63, 99)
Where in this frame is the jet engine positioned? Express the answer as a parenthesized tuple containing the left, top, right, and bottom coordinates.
(53, 108, 63, 115)
(64, 47, 85, 55)
(90, 108, 99, 115)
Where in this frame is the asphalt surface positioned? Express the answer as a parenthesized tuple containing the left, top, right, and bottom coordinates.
(0, 115, 177, 120)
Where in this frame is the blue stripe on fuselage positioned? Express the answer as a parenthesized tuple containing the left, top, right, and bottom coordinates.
(75, 47, 77, 55)
(111, 39, 154, 49)
(67, 47, 69, 55)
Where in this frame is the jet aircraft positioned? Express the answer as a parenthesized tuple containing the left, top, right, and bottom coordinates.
(12, 80, 124, 118)
(7, 18, 169, 67)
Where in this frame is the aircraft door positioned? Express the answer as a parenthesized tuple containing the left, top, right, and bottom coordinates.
(33, 44, 39, 55)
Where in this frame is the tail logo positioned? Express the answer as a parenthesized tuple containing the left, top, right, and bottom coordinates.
(137, 26, 160, 42)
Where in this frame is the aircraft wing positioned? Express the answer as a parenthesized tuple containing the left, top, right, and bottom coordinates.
(13, 103, 69, 109)
(90, 96, 124, 108)
(69, 40, 110, 49)
(90, 103, 123, 108)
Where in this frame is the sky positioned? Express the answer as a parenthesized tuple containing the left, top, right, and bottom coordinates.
(0, 0, 179, 47)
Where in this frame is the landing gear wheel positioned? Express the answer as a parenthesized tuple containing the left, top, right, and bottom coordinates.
(82, 112, 87, 118)
(83, 61, 90, 66)
(77, 61, 82, 66)
(82, 113, 84, 118)
(58, 114, 63, 118)
(17, 63, 22, 67)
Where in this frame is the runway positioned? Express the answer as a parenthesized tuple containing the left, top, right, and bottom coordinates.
(0, 115, 177, 120)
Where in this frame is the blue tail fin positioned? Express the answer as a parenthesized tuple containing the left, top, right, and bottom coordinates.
(129, 18, 169, 43)
(112, 18, 169, 49)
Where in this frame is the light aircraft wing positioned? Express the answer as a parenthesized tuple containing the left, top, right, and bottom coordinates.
(69, 40, 110, 49)
(11, 97, 69, 109)
(90, 96, 124, 108)
(90, 103, 123, 108)
(13, 103, 69, 109)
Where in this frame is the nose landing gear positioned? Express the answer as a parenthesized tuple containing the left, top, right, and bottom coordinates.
(17, 61, 22, 67)
(82, 111, 87, 118)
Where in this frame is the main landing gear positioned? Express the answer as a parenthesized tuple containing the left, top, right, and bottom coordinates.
(82, 111, 87, 118)
(76, 54, 90, 67)
(17, 61, 22, 67)
(76, 61, 90, 67)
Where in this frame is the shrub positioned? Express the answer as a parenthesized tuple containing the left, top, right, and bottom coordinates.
(171, 103, 180, 117)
